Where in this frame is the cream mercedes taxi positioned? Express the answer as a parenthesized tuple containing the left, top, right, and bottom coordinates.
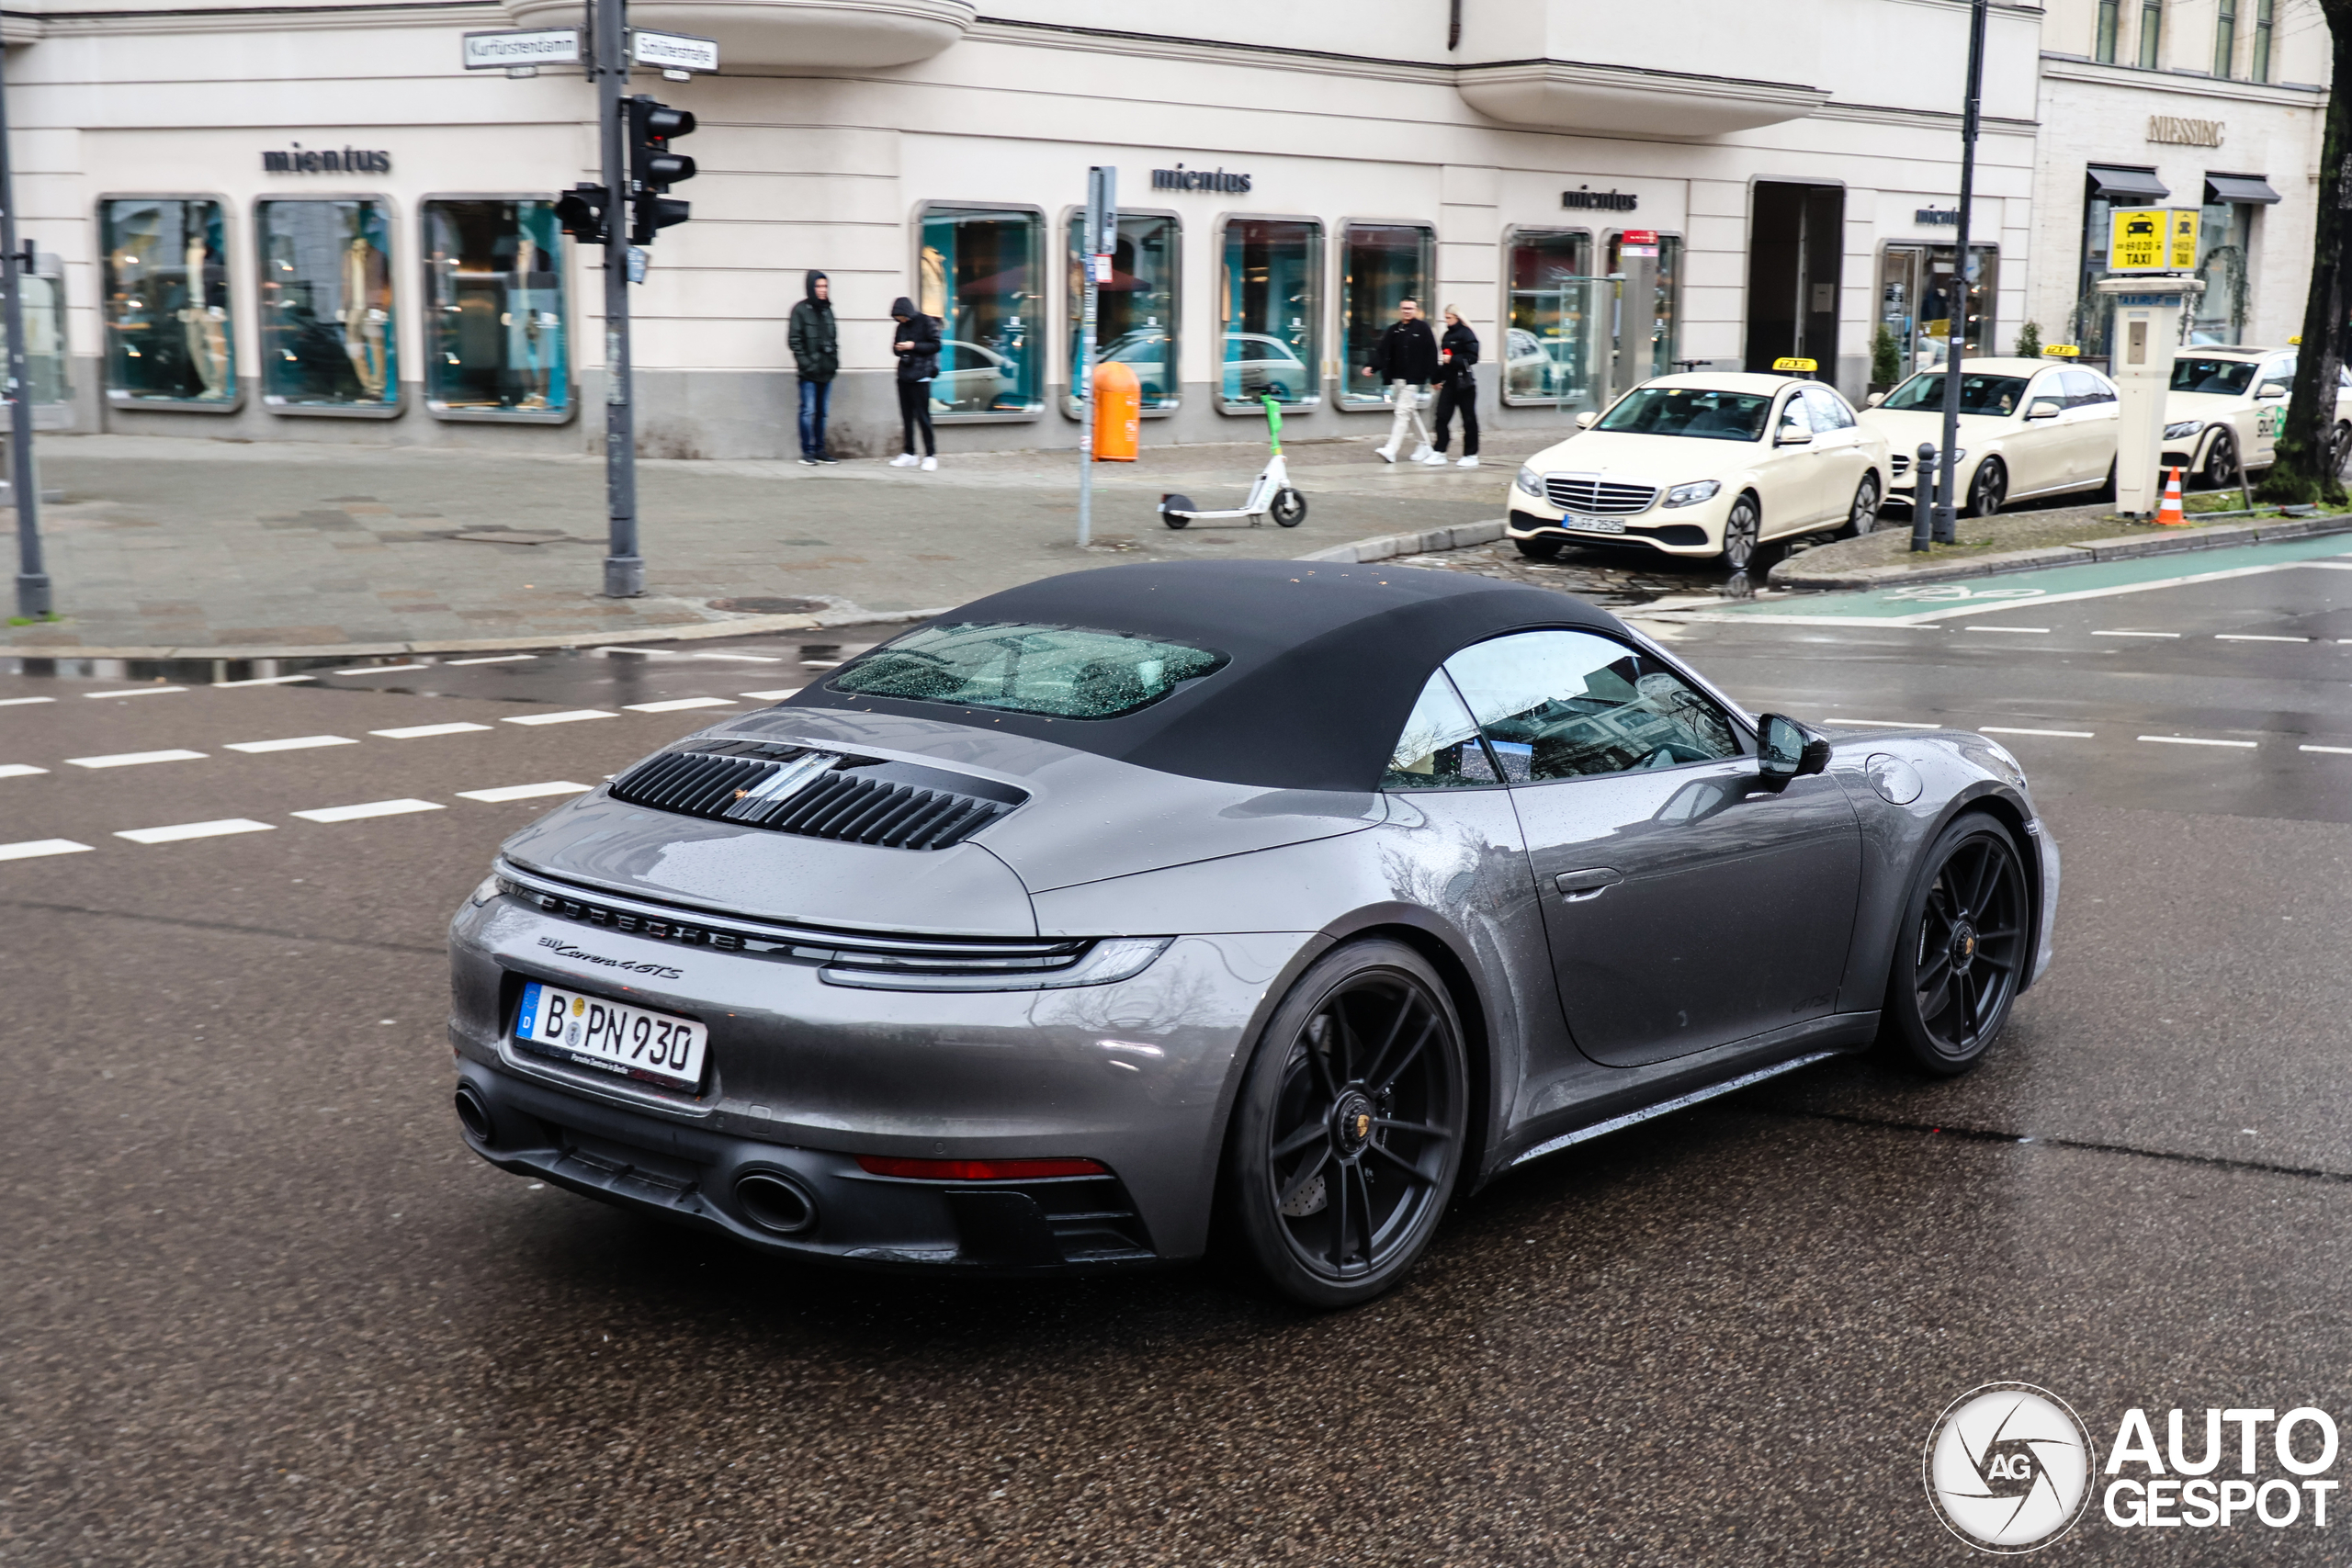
(1859, 356, 2120, 517)
(2157, 347, 2352, 489)
(1505, 373, 1891, 573)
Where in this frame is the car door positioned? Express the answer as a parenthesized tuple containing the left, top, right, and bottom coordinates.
(2063, 368, 2120, 489)
(2001, 369, 2071, 494)
(2250, 357, 2294, 467)
(1442, 629, 1863, 1068)
(1758, 390, 1825, 530)
(1801, 387, 1870, 524)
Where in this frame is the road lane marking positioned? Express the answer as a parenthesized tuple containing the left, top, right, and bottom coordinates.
(622, 697, 735, 713)
(369, 722, 492, 739)
(0, 695, 56, 705)
(1982, 727, 2096, 739)
(212, 674, 316, 688)
(223, 735, 358, 754)
(0, 763, 48, 778)
(115, 818, 275, 844)
(457, 781, 594, 802)
(690, 651, 786, 663)
(443, 655, 537, 666)
(503, 710, 617, 726)
(85, 686, 187, 699)
(2215, 634, 2312, 643)
(2301, 745, 2352, 755)
(2094, 630, 2180, 637)
(738, 688, 802, 700)
(0, 838, 92, 860)
(291, 799, 445, 823)
(2139, 735, 2258, 748)
(332, 662, 432, 675)
(1836, 719, 1939, 728)
(65, 749, 207, 769)
(1966, 626, 2049, 634)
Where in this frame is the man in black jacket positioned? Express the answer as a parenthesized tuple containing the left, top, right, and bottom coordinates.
(786, 271, 838, 465)
(1364, 298, 1439, 464)
(888, 296, 941, 470)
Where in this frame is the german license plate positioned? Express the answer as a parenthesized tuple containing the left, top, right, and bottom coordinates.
(515, 980, 707, 1091)
(1569, 514, 1626, 534)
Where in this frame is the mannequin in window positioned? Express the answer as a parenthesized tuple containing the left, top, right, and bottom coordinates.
(339, 231, 390, 400)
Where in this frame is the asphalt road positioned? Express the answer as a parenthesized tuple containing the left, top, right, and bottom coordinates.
(7, 559, 2352, 1565)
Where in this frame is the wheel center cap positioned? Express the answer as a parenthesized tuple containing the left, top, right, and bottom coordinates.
(1334, 1091, 1375, 1155)
(1951, 921, 1979, 971)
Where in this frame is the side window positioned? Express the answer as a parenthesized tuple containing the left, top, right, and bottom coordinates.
(1442, 630, 1741, 784)
(2061, 369, 2113, 407)
(1776, 395, 1815, 436)
(2257, 359, 2294, 398)
(1382, 671, 1500, 790)
(1802, 387, 1855, 429)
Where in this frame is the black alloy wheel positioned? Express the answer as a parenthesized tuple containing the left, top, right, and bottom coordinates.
(1514, 535, 1564, 561)
(1271, 487, 1308, 527)
(1882, 814, 2030, 1076)
(1719, 493, 1763, 572)
(2332, 423, 2352, 478)
(1839, 473, 1882, 538)
(1965, 457, 2007, 518)
(2202, 430, 2238, 491)
(1224, 940, 1467, 1307)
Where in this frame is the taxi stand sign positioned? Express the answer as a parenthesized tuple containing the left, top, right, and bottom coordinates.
(2108, 207, 2200, 273)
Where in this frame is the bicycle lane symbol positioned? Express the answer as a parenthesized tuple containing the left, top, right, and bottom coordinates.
(1880, 584, 2050, 604)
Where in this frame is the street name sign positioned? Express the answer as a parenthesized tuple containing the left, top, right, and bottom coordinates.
(461, 28, 582, 69)
(632, 29, 719, 73)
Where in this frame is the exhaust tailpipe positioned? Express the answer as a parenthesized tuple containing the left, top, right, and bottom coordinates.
(733, 1170, 818, 1235)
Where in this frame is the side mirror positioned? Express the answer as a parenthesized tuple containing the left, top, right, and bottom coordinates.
(1864, 391, 1885, 408)
(1756, 714, 1832, 791)
(2256, 383, 2289, 400)
(1574, 410, 1599, 430)
(1775, 424, 1813, 446)
(2025, 399, 2064, 421)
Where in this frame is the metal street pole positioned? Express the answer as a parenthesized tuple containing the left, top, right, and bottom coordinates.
(0, 41, 49, 618)
(1077, 165, 1112, 550)
(596, 0, 643, 596)
(1925, 0, 1989, 550)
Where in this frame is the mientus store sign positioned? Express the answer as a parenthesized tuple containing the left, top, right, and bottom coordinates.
(1151, 164, 1252, 193)
(262, 143, 392, 175)
(1562, 186, 1638, 211)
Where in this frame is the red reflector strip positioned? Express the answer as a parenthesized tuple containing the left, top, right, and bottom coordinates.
(854, 1155, 1108, 1180)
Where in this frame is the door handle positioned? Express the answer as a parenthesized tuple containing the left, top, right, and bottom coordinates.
(1554, 867, 1623, 900)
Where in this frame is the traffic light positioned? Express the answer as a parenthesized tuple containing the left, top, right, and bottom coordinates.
(627, 96, 695, 244)
(552, 182, 611, 246)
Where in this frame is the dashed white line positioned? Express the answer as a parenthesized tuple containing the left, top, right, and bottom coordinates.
(443, 655, 537, 666)
(1966, 626, 2049, 635)
(1982, 727, 2096, 739)
(212, 674, 316, 688)
(2139, 735, 2258, 749)
(369, 722, 492, 739)
(333, 662, 433, 676)
(457, 781, 594, 803)
(1836, 719, 1939, 729)
(223, 735, 357, 754)
(623, 697, 735, 713)
(2215, 634, 2311, 643)
(115, 818, 275, 845)
(2093, 630, 2179, 638)
(290, 798, 445, 823)
(2301, 744, 2352, 756)
(85, 686, 187, 699)
(690, 651, 786, 663)
(0, 763, 48, 779)
(503, 710, 618, 727)
(738, 688, 802, 700)
(65, 749, 208, 769)
(596, 648, 783, 663)
(0, 838, 92, 861)
(0, 695, 56, 706)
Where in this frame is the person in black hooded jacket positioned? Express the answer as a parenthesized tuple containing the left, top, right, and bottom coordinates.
(888, 296, 941, 468)
(1430, 306, 1481, 468)
(786, 271, 838, 464)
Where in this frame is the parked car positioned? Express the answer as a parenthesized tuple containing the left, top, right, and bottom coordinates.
(1221, 332, 1312, 402)
(1506, 373, 1890, 572)
(1098, 327, 1171, 403)
(932, 339, 1015, 414)
(2155, 347, 2352, 488)
(1860, 356, 2120, 516)
(447, 560, 2058, 1306)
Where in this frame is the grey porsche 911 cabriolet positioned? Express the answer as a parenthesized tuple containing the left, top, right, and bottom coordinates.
(447, 560, 2058, 1306)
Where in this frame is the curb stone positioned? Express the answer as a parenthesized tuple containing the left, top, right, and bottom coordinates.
(1296, 518, 1509, 564)
(1769, 513, 2352, 591)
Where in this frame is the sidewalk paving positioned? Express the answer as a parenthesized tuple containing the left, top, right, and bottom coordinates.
(6, 430, 1561, 656)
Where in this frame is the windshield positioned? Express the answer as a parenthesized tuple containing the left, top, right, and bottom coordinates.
(829, 621, 1228, 720)
(1593, 387, 1772, 442)
(2168, 357, 2258, 395)
(1881, 373, 2030, 416)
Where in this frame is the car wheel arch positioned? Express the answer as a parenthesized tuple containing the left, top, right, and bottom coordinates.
(1917, 786, 2045, 993)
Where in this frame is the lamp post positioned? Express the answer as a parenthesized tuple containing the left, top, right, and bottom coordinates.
(1923, 0, 1989, 551)
(0, 39, 49, 618)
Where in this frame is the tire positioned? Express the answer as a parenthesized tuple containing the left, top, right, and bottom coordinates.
(1964, 457, 2007, 518)
(1719, 492, 1764, 573)
(1221, 939, 1468, 1308)
(2332, 423, 2352, 479)
(1271, 488, 1307, 527)
(1513, 536, 1564, 561)
(2096, 458, 2117, 502)
(1838, 473, 1882, 539)
(2201, 430, 2237, 491)
(1880, 814, 2030, 1077)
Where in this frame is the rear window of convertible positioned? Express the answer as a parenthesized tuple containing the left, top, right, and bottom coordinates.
(827, 621, 1229, 719)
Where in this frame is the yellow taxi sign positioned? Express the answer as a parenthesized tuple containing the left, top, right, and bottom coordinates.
(2109, 207, 2200, 272)
(2290, 334, 2303, 345)
(1772, 356, 1818, 373)
(2041, 344, 2081, 357)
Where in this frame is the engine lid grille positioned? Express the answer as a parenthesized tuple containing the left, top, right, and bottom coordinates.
(609, 740, 1025, 851)
(1544, 474, 1659, 514)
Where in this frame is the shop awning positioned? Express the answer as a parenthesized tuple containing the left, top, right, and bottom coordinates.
(2086, 164, 2170, 201)
(2205, 173, 2283, 205)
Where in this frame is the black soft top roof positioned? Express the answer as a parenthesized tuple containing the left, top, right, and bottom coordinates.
(786, 560, 1634, 792)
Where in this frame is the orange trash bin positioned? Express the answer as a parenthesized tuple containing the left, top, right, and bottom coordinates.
(1091, 358, 1140, 461)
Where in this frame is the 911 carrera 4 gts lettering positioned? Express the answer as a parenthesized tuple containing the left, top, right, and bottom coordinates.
(535, 936, 684, 979)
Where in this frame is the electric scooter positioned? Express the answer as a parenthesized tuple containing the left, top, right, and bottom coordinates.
(1158, 394, 1306, 530)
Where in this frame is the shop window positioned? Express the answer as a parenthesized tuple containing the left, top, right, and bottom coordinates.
(1218, 218, 1320, 410)
(1067, 212, 1177, 413)
(2096, 0, 2120, 62)
(422, 199, 568, 419)
(2138, 0, 2164, 67)
(918, 206, 1042, 418)
(100, 197, 235, 408)
(2192, 202, 2254, 344)
(1340, 222, 1435, 408)
(258, 198, 397, 413)
(1503, 230, 1593, 406)
(2214, 0, 2237, 76)
(1879, 244, 1997, 373)
(1607, 231, 1684, 379)
(2253, 0, 2273, 80)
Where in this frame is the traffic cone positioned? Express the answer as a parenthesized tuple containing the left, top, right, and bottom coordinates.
(2155, 466, 2188, 526)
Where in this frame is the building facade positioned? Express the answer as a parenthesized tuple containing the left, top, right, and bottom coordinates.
(0, 0, 2309, 460)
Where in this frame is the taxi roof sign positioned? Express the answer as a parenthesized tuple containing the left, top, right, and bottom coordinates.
(1772, 356, 1818, 373)
(2041, 344, 2081, 357)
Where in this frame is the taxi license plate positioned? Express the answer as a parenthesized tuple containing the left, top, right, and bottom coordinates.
(515, 980, 707, 1091)
(1568, 514, 1626, 534)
